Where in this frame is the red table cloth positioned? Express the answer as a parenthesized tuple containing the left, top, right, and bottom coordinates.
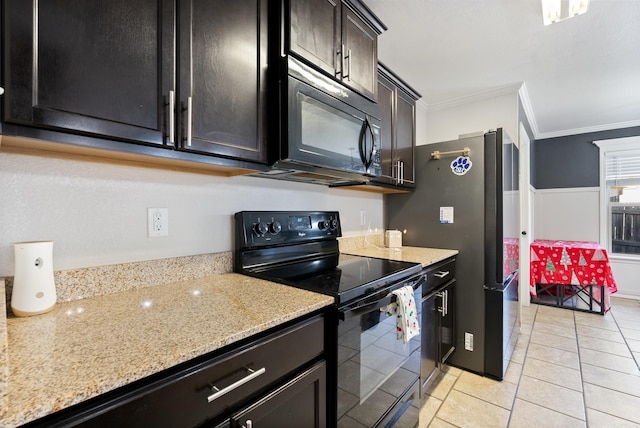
(530, 240, 618, 311)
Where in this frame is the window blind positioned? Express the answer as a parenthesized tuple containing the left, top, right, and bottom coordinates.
(606, 150, 640, 187)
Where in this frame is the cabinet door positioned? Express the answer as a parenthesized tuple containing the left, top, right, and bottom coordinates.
(420, 293, 439, 393)
(3, 0, 174, 146)
(341, 4, 378, 100)
(178, 0, 268, 163)
(230, 361, 327, 428)
(289, 0, 340, 78)
(440, 281, 456, 364)
(396, 89, 416, 185)
(376, 72, 395, 181)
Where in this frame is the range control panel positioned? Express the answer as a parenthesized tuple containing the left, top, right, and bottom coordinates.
(234, 211, 341, 248)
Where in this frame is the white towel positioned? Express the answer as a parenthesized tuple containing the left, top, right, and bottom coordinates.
(381, 285, 420, 344)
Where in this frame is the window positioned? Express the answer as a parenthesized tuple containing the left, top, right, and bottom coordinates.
(606, 151, 640, 254)
(596, 137, 640, 257)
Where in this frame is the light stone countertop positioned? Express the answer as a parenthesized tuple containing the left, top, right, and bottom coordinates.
(1, 273, 333, 427)
(341, 244, 458, 268)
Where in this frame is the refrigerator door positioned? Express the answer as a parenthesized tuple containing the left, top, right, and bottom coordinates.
(484, 129, 520, 379)
(386, 134, 487, 374)
(484, 271, 519, 380)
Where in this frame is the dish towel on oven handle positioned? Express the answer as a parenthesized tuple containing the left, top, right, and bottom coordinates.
(380, 285, 420, 344)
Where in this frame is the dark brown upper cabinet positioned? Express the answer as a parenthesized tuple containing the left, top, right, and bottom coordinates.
(177, 0, 268, 162)
(374, 63, 421, 188)
(2, 0, 268, 165)
(288, 0, 385, 101)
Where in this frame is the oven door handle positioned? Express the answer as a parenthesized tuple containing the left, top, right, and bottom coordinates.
(340, 274, 425, 320)
(340, 294, 395, 320)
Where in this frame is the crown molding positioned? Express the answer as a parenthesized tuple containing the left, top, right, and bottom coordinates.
(424, 81, 640, 141)
(426, 83, 523, 112)
(534, 119, 640, 140)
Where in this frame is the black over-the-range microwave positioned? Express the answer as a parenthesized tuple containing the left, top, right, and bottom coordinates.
(256, 56, 382, 186)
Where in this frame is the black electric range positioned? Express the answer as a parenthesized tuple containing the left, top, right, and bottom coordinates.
(234, 211, 424, 428)
(233, 211, 422, 306)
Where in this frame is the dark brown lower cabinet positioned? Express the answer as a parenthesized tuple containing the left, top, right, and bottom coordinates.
(420, 258, 456, 395)
(21, 314, 327, 428)
(218, 361, 326, 428)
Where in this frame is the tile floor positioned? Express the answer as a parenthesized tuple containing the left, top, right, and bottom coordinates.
(419, 296, 640, 427)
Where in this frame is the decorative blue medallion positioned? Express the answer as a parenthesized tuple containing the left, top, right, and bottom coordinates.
(450, 156, 472, 176)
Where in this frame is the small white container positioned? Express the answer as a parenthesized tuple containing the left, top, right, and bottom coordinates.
(384, 230, 402, 248)
(11, 241, 57, 317)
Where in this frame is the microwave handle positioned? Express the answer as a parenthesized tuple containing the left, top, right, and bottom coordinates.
(359, 116, 374, 169)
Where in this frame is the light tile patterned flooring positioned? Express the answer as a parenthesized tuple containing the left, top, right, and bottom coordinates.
(419, 296, 640, 427)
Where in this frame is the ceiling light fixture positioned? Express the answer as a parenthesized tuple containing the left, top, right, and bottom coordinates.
(542, 0, 589, 25)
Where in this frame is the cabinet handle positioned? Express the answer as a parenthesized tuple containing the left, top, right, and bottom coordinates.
(436, 290, 448, 317)
(0, 86, 4, 95)
(340, 44, 346, 78)
(433, 271, 450, 279)
(242, 421, 253, 428)
(444, 289, 448, 317)
(399, 161, 404, 184)
(340, 44, 351, 80)
(436, 291, 445, 315)
(207, 367, 266, 403)
(168, 90, 175, 145)
(185, 96, 193, 147)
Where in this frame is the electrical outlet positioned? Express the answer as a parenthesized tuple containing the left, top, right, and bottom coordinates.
(148, 208, 169, 237)
(360, 210, 367, 227)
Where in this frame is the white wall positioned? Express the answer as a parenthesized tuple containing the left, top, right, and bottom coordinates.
(533, 188, 600, 242)
(533, 186, 640, 299)
(609, 259, 640, 299)
(422, 91, 519, 146)
(0, 151, 383, 276)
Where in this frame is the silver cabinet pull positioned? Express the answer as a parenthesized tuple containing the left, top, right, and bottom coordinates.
(346, 48, 351, 81)
(243, 421, 253, 428)
(433, 271, 449, 278)
(444, 289, 448, 316)
(399, 161, 404, 184)
(207, 367, 266, 403)
(436, 291, 445, 315)
(436, 290, 448, 317)
(340, 44, 346, 78)
(168, 90, 175, 144)
(185, 96, 193, 147)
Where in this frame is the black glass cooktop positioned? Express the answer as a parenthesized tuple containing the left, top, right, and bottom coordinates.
(246, 253, 422, 305)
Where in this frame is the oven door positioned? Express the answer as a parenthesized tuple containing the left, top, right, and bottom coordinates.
(286, 74, 382, 177)
(337, 282, 422, 427)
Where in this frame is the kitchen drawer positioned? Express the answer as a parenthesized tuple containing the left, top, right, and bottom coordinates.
(422, 257, 456, 296)
(62, 315, 325, 428)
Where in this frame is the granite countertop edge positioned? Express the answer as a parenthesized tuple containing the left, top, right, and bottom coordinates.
(2, 273, 333, 427)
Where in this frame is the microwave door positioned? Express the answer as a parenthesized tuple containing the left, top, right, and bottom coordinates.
(288, 78, 369, 175)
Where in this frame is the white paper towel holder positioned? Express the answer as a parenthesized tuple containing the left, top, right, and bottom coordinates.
(11, 241, 57, 317)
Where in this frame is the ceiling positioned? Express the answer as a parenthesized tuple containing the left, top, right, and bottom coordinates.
(365, 0, 640, 140)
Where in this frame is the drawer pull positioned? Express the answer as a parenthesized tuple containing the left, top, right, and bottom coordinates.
(207, 367, 266, 403)
(433, 271, 450, 278)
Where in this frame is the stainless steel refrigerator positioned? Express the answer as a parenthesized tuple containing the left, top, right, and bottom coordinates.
(385, 129, 520, 379)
